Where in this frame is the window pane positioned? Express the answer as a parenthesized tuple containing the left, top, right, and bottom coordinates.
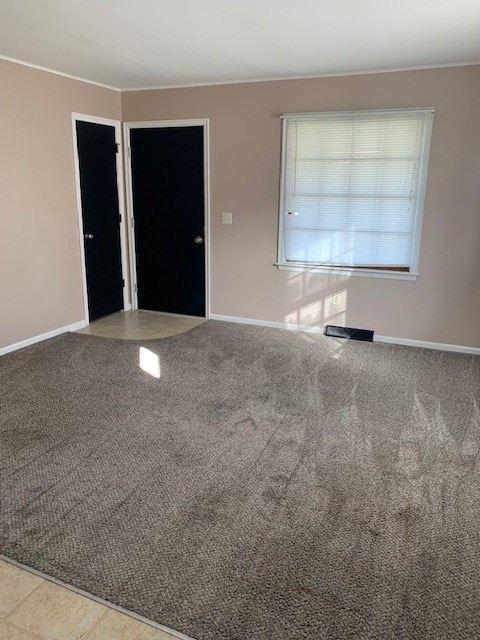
(281, 110, 432, 269)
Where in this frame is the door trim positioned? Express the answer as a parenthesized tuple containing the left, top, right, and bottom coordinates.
(123, 119, 211, 319)
(71, 113, 131, 324)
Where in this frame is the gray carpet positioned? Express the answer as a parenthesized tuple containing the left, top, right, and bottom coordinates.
(1, 320, 480, 640)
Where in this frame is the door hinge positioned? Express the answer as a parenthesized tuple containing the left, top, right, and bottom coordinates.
(131, 218, 135, 228)
(122, 278, 125, 288)
(135, 283, 138, 293)
(115, 143, 120, 154)
(128, 146, 132, 159)
(118, 214, 122, 223)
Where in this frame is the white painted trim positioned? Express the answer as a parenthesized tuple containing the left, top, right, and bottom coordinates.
(2, 52, 479, 93)
(121, 60, 480, 92)
(124, 119, 210, 129)
(277, 118, 288, 275)
(72, 113, 131, 322)
(210, 314, 324, 334)
(122, 127, 138, 310)
(276, 107, 434, 279)
(410, 109, 434, 272)
(275, 263, 418, 280)
(204, 120, 212, 319)
(0, 321, 87, 356)
(1, 53, 479, 93)
(123, 119, 211, 318)
(210, 314, 480, 355)
(71, 116, 90, 324)
(0, 555, 195, 640)
(281, 107, 435, 119)
(0, 54, 120, 91)
(374, 334, 480, 355)
(115, 123, 131, 311)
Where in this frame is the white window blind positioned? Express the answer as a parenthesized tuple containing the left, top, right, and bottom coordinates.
(279, 109, 434, 274)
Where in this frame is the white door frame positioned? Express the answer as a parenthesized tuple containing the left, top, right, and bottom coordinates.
(123, 119, 211, 318)
(71, 113, 131, 325)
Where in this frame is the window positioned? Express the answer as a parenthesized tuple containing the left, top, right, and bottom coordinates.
(277, 108, 434, 279)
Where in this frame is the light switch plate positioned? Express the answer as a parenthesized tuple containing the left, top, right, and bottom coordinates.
(221, 212, 232, 224)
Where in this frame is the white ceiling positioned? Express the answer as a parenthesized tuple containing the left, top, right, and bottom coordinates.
(1, 0, 479, 90)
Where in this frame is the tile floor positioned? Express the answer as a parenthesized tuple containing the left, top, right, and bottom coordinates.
(77, 309, 205, 340)
(0, 558, 180, 640)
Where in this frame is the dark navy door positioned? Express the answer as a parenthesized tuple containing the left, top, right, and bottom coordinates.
(129, 126, 205, 317)
(76, 121, 124, 321)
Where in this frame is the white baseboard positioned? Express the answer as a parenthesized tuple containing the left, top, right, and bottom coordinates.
(210, 313, 324, 334)
(374, 334, 480, 355)
(210, 314, 480, 355)
(0, 320, 88, 356)
(2, 313, 478, 357)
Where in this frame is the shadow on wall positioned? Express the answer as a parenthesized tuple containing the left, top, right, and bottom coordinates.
(284, 270, 349, 329)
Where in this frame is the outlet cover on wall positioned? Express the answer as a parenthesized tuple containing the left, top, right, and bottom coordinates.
(221, 212, 232, 224)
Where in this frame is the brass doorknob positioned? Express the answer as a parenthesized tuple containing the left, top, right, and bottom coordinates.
(194, 236, 204, 244)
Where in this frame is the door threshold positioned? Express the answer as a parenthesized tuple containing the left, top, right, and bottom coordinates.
(136, 309, 207, 320)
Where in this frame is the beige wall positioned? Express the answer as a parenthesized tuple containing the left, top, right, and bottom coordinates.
(2, 62, 479, 350)
(0, 59, 121, 349)
(123, 66, 480, 348)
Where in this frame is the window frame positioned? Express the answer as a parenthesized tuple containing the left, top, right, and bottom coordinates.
(276, 108, 435, 281)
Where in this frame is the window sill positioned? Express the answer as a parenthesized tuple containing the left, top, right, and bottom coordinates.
(275, 262, 418, 281)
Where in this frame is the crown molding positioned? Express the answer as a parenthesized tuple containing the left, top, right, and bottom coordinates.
(120, 60, 480, 92)
(0, 54, 121, 91)
(1, 53, 479, 93)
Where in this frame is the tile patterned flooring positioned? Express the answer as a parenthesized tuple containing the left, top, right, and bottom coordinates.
(0, 559, 179, 640)
(3, 310, 203, 639)
(76, 309, 206, 340)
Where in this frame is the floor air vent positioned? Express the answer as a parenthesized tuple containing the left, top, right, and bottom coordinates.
(324, 325, 374, 342)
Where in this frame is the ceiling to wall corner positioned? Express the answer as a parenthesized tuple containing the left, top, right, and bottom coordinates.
(0, 0, 479, 90)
